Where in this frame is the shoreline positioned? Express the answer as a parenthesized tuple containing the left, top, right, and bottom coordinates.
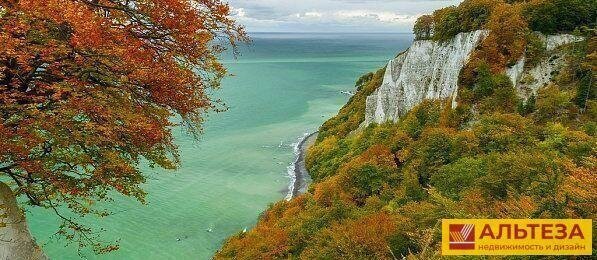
(287, 132, 318, 199)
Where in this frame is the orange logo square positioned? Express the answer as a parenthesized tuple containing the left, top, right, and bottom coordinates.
(449, 224, 475, 250)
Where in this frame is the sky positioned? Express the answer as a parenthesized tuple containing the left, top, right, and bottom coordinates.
(226, 0, 463, 33)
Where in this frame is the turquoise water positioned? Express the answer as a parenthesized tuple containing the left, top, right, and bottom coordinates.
(26, 33, 413, 259)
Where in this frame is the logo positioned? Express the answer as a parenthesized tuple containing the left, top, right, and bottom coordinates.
(449, 224, 475, 250)
(442, 219, 593, 256)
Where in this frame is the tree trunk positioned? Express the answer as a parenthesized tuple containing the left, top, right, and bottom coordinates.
(0, 182, 47, 260)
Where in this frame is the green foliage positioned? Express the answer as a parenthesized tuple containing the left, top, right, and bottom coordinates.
(575, 69, 594, 110)
(534, 85, 576, 123)
(566, 37, 596, 111)
(518, 94, 537, 116)
(413, 15, 433, 40)
(388, 232, 421, 256)
(425, 0, 497, 41)
(317, 68, 385, 141)
(432, 158, 485, 200)
(398, 100, 441, 138)
(458, 0, 495, 32)
(460, 62, 520, 113)
(342, 146, 399, 202)
(540, 123, 596, 164)
(432, 6, 462, 41)
(305, 136, 350, 181)
(355, 72, 374, 89)
(524, 0, 597, 34)
(472, 63, 498, 98)
(481, 74, 519, 112)
(219, 87, 595, 258)
(524, 33, 547, 68)
(412, 128, 457, 185)
(419, 0, 595, 44)
(473, 113, 537, 153)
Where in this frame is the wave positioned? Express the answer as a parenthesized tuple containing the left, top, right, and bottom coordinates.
(285, 134, 306, 201)
(285, 132, 318, 200)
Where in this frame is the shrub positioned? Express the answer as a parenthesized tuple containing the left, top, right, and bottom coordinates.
(355, 72, 374, 89)
(525, 0, 597, 34)
(534, 85, 576, 123)
(317, 68, 385, 141)
(432, 158, 486, 200)
(473, 113, 536, 153)
(339, 145, 399, 202)
(399, 100, 441, 138)
(432, 6, 461, 41)
(414, 15, 434, 40)
(460, 62, 520, 113)
(525, 33, 547, 68)
(458, 0, 496, 32)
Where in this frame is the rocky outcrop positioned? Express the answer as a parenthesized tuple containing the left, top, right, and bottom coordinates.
(506, 34, 584, 98)
(0, 182, 47, 260)
(365, 31, 584, 125)
(365, 30, 488, 125)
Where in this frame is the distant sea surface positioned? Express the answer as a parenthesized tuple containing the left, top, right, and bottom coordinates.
(27, 32, 413, 259)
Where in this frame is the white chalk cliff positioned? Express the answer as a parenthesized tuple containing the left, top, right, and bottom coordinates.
(365, 31, 583, 125)
(507, 34, 584, 98)
(365, 30, 488, 125)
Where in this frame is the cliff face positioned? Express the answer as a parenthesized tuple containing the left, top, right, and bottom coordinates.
(365, 31, 583, 125)
(507, 34, 584, 98)
(0, 182, 47, 260)
(365, 30, 488, 125)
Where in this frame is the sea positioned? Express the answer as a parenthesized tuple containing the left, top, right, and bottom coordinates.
(26, 32, 413, 259)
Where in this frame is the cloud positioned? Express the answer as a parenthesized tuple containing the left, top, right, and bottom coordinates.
(331, 10, 417, 24)
(232, 7, 246, 17)
(303, 12, 323, 18)
(227, 0, 462, 32)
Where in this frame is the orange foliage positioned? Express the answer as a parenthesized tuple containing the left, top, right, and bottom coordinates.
(560, 160, 597, 218)
(493, 194, 538, 218)
(397, 201, 443, 228)
(350, 144, 396, 167)
(456, 188, 494, 217)
(217, 224, 291, 260)
(300, 213, 398, 259)
(337, 145, 398, 202)
(472, 3, 529, 72)
(0, 0, 246, 252)
(313, 175, 352, 207)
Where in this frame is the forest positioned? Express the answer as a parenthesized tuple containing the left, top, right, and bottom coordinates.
(216, 0, 596, 258)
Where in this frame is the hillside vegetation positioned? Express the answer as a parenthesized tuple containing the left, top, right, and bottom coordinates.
(216, 0, 596, 258)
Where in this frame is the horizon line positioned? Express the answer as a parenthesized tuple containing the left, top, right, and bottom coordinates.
(247, 31, 414, 34)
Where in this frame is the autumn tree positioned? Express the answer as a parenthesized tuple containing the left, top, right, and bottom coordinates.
(432, 6, 460, 41)
(458, 0, 496, 32)
(300, 213, 400, 259)
(413, 15, 433, 40)
(483, 3, 529, 67)
(0, 0, 246, 253)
